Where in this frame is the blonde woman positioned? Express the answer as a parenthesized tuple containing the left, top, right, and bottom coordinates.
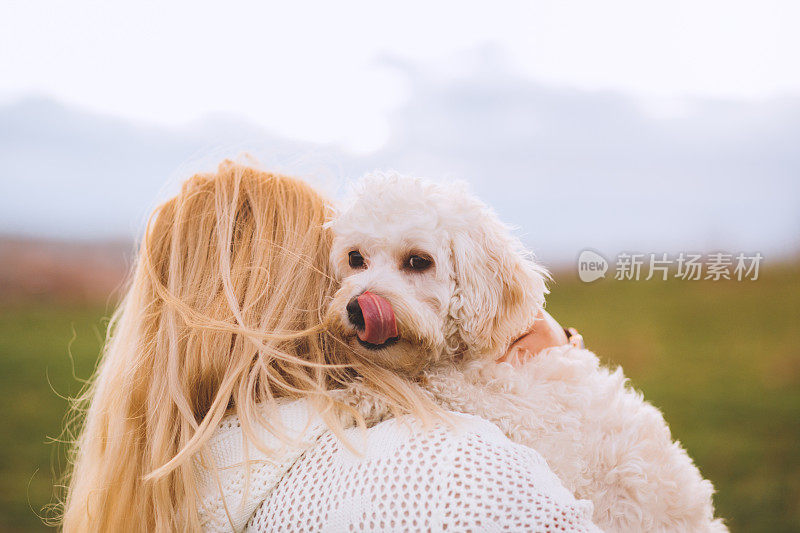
(62, 162, 598, 532)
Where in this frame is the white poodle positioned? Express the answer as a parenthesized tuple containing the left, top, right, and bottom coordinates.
(325, 173, 726, 532)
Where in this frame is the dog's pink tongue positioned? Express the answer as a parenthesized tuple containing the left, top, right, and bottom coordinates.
(357, 291, 398, 345)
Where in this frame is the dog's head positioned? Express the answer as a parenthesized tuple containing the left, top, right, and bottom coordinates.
(325, 173, 548, 373)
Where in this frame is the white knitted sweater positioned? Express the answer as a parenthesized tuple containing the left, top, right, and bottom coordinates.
(193, 400, 599, 532)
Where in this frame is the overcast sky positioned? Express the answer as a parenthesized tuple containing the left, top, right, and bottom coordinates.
(1, 1, 798, 264)
(3, 0, 800, 153)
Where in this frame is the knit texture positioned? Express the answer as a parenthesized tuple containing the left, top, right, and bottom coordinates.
(194, 400, 599, 532)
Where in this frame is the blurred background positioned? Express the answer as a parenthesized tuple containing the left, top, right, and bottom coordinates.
(1, 1, 798, 530)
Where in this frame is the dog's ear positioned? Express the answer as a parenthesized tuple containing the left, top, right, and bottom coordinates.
(448, 206, 548, 357)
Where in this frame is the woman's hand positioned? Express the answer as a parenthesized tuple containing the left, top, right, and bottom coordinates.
(498, 309, 569, 364)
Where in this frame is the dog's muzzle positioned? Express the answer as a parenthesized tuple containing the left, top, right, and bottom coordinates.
(347, 291, 399, 347)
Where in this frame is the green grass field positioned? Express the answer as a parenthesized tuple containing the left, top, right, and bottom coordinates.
(1, 265, 798, 531)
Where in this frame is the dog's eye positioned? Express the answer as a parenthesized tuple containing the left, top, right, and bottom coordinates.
(406, 254, 433, 272)
(348, 250, 365, 268)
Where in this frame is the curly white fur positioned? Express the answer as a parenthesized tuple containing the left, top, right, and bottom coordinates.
(326, 172, 726, 532)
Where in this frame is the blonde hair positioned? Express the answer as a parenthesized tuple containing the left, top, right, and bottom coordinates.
(60, 161, 435, 531)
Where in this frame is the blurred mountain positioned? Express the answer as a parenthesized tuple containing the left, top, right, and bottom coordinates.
(0, 97, 349, 241)
(1, 54, 799, 266)
(366, 52, 800, 262)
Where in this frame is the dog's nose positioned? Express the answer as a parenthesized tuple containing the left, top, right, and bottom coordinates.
(346, 296, 365, 329)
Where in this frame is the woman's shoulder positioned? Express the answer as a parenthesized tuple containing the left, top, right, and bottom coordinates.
(245, 406, 599, 532)
(370, 413, 598, 528)
(328, 410, 532, 472)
